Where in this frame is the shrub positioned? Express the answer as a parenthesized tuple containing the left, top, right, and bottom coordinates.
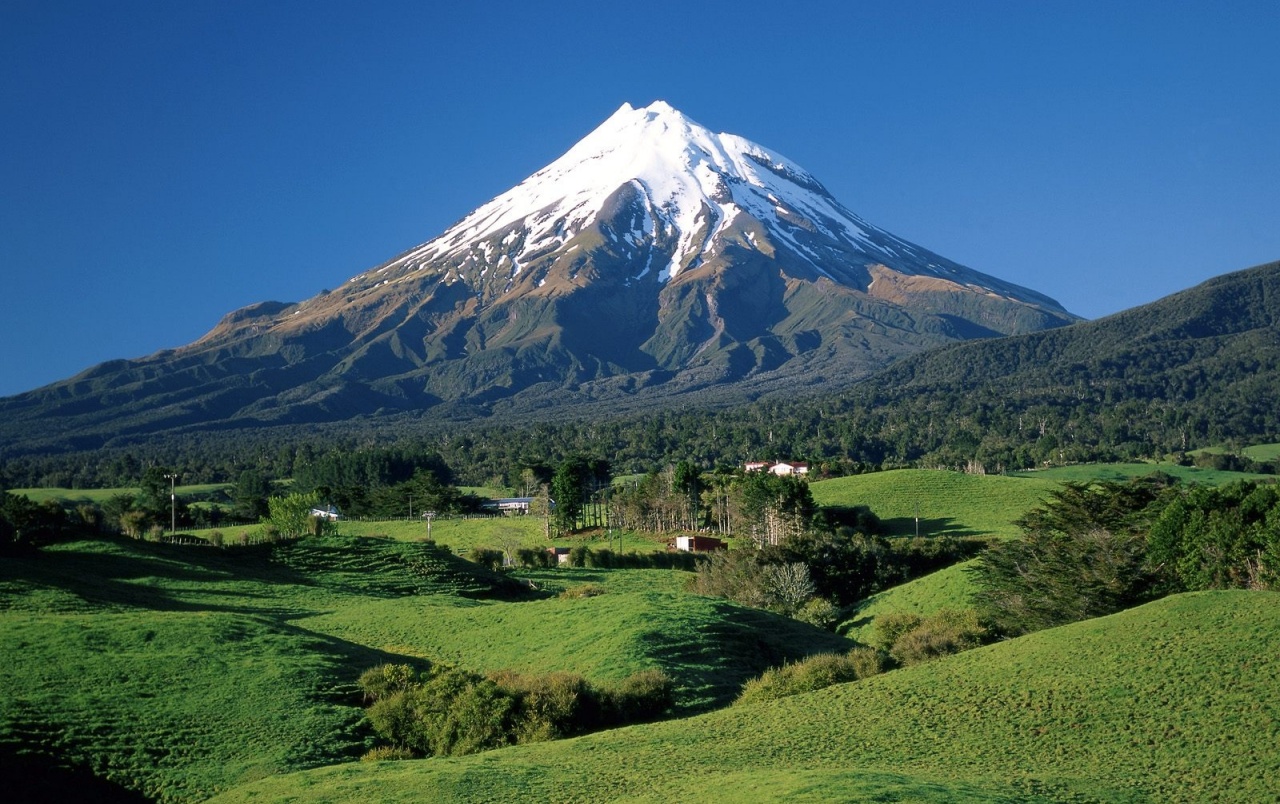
(515, 547, 553, 568)
(567, 545, 590, 567)
(735, 648, 883, 706)
(361, 665, 676, 759)
(365, 690, 422, 750)
(439, 679, 519, 756)
(559, 584, 607, 599)
(360, 746, 415, 762)
(871, 611, 923, 651)
(489, 670, 598, 742)
(358, 663, 421, 703)
(688, 550, 770, 608)
(887, 608, 986, 667)
(469, 547, 505, 571)
(602, 669, 675, 724)
(846, 645, 887, 680)
(795, 596, 840, 630)
(207, 530, 224, 548)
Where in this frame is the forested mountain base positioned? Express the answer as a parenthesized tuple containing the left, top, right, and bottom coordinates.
(4, 262, 1279, 491)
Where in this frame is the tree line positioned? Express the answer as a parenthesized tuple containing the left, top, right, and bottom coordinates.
(971, 476, 1280, 637)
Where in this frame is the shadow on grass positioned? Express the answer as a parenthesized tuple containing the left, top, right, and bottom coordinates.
(878, 516, 981, 539)
(633, 601, 855, 713)
(0, 744, 151, 804)
(1, 536, 535, 618)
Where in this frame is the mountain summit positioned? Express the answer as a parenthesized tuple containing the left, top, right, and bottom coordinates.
(1, 102, 1078, 450)
(391, 100, 1066, 305)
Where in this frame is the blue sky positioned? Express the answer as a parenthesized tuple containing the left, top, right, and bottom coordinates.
(2, 0, 1277, 398)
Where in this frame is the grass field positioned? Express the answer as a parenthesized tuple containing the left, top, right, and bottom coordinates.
(1009, 462, 1274, 485)
(208, 590, 1280, 803)
(187, 515, 673, 559)
(1189, 442, 1280, 462)
(811, 469, 1059, 541)
(1243, 443, 1280, 461)
(0, 536, 847, 800)
(839, 560, 979, 643)
(7, 465, 1280, 801)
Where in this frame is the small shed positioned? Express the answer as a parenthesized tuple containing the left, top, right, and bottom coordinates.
(674, 535, 726, 553)
(547, 546, 572, 565)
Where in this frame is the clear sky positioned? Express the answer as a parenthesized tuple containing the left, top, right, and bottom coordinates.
(3, 0, 1278, 398)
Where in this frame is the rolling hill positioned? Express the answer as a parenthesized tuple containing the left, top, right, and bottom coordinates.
(0, 535, 848, 801)
(206, 590, 1280, 803)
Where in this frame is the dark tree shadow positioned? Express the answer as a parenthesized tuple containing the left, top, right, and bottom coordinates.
(877, 516, 980, 539)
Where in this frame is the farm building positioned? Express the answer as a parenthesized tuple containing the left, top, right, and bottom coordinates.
(310, 505, 341, 520)
(547, 546, 572, 565)
(481, 497, 552, 515)
(673, 535, 726, 552)
(744, 460, 809, 476)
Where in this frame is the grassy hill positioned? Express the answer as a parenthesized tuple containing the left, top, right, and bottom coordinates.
(1009, 462, 1274, 485)
(839, 560, 979, 643)
(810, 469, 1058, 540)
(0, 536, 847, 800)
(208, 590, 1280, 803)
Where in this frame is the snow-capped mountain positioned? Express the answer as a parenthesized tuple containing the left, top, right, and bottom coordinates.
(0, 102, 1078, 446)
(345, 100, 1063, 310)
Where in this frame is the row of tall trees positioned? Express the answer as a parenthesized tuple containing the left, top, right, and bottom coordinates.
(604, 464, 814, 544)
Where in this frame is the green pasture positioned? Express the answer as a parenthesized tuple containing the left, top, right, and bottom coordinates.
(185, 514, 679, 564)
(1189, 442, 1280, 462)
(297, 574, 850, 714)
(0, 535, 845, 800)
(1010, 462, 1274, 485)
(210, 590, 1280, 804)
(457, 485, 509, 498)
(811, 469, 1058, 541)
(839, 560, 979, 643)
(1243, 443, 1280, 461)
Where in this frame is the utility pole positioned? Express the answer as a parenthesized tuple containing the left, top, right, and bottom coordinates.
(164, 473, 180, 533)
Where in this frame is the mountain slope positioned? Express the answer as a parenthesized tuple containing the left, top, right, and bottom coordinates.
(0, 102, 1075, 454)
(865, 258, 1280, 394)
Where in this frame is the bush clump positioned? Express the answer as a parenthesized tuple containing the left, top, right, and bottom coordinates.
(469, 547, 505, 571)
(876, 608, 987, 667)
(359, 663, 674, 757)
(735, 647, 885, 706)
(358, 662, 421, 703)
(360, 745, 415, 762)
(559, 583, 607, 599)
